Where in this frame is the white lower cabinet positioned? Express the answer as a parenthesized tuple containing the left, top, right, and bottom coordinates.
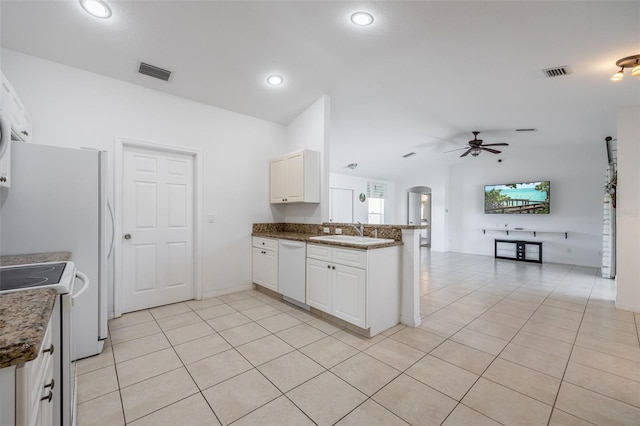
(306, 244, 399, 335)
(252, 237, 278, 291)
(15, 297, 61, 426)
(305, 258, 333, 313)
(331, 264, 366, 328)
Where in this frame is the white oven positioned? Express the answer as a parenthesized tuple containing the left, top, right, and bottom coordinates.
(0, 261, 89, 426)
(62, 267, 89, 426)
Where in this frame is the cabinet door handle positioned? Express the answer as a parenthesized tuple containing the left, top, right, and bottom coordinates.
(41, 391, 53, 403)
(45, 379, 55, 390)
(43, 344, 54, 355)
(327, 264, 331, 269)
(332, 266, 336, 270)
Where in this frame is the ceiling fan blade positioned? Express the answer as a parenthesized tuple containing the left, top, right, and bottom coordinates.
(443, 147, 467, 153)
(481, 143, 509, 147)
(460, 148, 473, 157)
(482, 147, 502, 154)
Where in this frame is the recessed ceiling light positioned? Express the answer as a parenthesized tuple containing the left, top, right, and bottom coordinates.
(266, 75, 284, 87)
(350, 12, 374, 26)
(79, 0, 112, 19)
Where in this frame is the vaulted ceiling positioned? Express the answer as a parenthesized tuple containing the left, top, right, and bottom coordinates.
(1, 1, 638, 180)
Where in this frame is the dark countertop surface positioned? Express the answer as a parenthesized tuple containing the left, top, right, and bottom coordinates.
(0, 289, 57, 368)
(252, 232, 402, 250)
(0, 251, 71, 368)
(0, 251, 72, 267)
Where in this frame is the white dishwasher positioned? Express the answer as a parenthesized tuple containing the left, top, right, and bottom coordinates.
(278, 239, 308, 307)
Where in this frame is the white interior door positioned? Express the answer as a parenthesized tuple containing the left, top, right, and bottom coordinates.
(122, 146, 195, 312)
(330, 188, 353, 222)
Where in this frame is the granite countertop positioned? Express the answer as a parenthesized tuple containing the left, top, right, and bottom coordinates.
(0, 251, 72, 267)
(252, 231, 403, 250)
(0, 251, 72, 368)
(0, 289, 57, 368)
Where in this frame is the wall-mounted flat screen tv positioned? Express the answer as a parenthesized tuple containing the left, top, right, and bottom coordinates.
(484, 181, 550, 214)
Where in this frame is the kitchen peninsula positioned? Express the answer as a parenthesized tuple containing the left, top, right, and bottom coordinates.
(252, 223, 427, 336)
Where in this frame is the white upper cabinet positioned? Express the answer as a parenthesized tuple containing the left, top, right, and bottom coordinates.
(0, 71, 32, 189)
(270, 149, 320, 204)
(11, 93, 32, 143)
(1, 72, 32, 143)
(0, 74, 12, 188)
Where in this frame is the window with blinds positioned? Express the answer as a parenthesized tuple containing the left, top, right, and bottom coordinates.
(367, 182, 386, 224)
(367, 182, 386, 199)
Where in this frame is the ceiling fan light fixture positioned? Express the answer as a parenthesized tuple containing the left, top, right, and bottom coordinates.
(79, 0, 112, 19)
(612, 54, 640, 81)
(611, 68, 624, 82)
(471, 147, 482, 157)
(350, 12, 374, 26)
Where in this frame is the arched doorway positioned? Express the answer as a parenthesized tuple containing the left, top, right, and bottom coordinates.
(408, 186, 431, 247)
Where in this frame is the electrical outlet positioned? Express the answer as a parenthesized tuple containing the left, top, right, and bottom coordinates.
(208, 214, 214, 223)
(323, 227, 330, 234)
(335, 228, 342, 234)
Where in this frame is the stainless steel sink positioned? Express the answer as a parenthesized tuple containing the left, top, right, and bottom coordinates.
(309, 235, 395, 245)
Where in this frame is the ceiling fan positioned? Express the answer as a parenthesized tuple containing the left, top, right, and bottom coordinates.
(446, 131, 509, 157)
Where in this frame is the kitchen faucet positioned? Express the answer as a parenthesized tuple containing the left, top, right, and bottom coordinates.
(349, 221, 364, 237)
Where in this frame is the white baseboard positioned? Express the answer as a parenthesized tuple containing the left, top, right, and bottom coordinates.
(400, 314, 422, 328)
(203, 284, 254, 299)
(614, 301, 640, 313)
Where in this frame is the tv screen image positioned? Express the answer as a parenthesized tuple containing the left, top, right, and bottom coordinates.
(484, 181, 550, 214)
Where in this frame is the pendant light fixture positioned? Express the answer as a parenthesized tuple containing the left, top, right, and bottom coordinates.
(610, 54, 640, 82)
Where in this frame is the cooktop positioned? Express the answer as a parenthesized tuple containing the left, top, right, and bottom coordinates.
(0, 262, 68, 292)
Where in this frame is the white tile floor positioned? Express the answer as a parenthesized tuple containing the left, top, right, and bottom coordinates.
(76, 250, 640, 425)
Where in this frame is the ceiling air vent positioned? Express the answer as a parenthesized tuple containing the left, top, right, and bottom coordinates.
(402, 152, 416, 158)
(542, 66, 572, 78)
(138, 62, 172, 82)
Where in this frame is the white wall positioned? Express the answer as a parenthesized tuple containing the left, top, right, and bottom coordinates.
(616, 106, 640, 312)
(330, 173, 397, 224)
(278, 95, 330, 224)
(1, 49, 286, 313)
(447, 148, 605, 267)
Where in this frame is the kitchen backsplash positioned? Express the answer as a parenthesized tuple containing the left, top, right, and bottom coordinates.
(252, 223, 404, 241)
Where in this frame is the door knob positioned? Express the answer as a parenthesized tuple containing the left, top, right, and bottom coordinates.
(124, 233, 132, 240)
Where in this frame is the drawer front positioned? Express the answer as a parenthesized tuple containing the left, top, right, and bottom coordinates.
(16, 319, 55, 426)
(27, 320, 53, 392)
(333, 247, 367, 269)
(306, 243, 332, 262)
(252, 237, 278, 251)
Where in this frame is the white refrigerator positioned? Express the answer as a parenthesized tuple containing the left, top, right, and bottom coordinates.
(0, 141, 111, 360)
